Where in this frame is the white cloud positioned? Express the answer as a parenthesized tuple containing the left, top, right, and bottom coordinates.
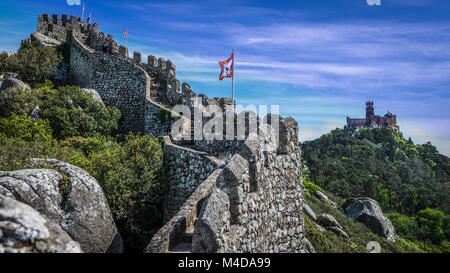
(66, 0, 81, 6)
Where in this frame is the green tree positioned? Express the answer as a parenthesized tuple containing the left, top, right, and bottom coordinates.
(0, 52, 8, 74)
(388, 213, 420, 242)
(0, 86, 39, 118)
(5, 41, 62, 87)
(85, 134, 164, 252)
(0, 113, 52, 142)
(416, 208, 445, 244)
(39, 85, 121, 139)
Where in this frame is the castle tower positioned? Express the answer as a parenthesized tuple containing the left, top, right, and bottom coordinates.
(365, 101, 375, 124)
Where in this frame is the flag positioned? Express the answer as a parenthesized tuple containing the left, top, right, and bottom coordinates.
(82, 2, 85, 12)
(123, 29, 127, 40)
(219, 52, 234, 80)
(87, 13, 92, 24)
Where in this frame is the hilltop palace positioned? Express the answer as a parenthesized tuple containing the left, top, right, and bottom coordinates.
(346, 101, 400, 133)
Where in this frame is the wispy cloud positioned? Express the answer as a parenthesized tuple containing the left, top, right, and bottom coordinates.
(66, 0, 80, 6)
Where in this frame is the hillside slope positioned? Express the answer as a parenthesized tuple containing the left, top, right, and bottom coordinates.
(301, 127, 450, 252)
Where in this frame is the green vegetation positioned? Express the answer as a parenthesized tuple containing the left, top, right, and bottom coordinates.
(0, 41, 63, 87)
(36, 82, 121, 139)
(0, 80, 121, 139)
(388, 209, 450, 252)
(60, 134, 165, 252)
(0, 113, 52, 142)
(301, 127, 449, 215)
(304, 188, 422, 253)
(0, 86, 39, 118)
(0, 133, 165, 252)
(302, 173, 324, 193)
(0, 80, 164, 252)
(302, 127, 450, 252)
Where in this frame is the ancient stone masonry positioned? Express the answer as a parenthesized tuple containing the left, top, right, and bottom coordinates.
(147, 115, 313, 253)
(163, 137, 225, 221)
(69, 34, 149, 133)
(31, 14, 313, 253)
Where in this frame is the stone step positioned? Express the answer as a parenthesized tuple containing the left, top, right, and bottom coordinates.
(167, 242, 192, 253)
(183, 232, 193, 243)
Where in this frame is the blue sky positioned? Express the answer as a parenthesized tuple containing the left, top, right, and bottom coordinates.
(1, 0, 449, 155)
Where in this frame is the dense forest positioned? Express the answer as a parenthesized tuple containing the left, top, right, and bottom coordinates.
(301, 127, 450, 251)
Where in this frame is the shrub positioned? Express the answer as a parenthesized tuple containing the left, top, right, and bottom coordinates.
(5, 41, 62, 87)
(0, 137, 85, 171)
(387, 212, 420, 242)
(38, 85, 121, 139)
(0, 114, 53, 142)
(85, 134, 165, 252)
(0, 52, 8, 74)
(303, 176, 324, 193)
(0, 86, 39, 118)
(416, 208, 446, 244)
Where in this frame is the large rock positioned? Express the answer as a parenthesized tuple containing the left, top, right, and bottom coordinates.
(315, 224, 326, 233)
(313, 190, 329, 203)
(303, 202, 317, 222)
(0, 159, 123, 252)
(317, 214, 342, 229)
(0, 72, 20, 81)
(0, 78, 31, 92)
(30, 32, 62, 47)
(82, 88, 104, 104)
(0, 195, 82, 253)
(329, 226, 349, 239)
(342, 197, 396, 241)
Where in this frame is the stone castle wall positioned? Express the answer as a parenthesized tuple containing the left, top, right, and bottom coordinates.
(32, 14, 312, 253)
(70, 33, 150, 133)
(147, 116, 313, 253)
(162, 137, 225, 221)
(192, 117, 311, 253)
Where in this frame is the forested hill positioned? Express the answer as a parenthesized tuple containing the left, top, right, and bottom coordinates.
(301, 127, 449, 216)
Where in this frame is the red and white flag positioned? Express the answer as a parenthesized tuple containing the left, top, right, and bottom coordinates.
(123, 29, 127, 39)
(219, 52, 234, 80)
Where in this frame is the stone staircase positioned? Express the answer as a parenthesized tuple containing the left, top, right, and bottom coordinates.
(75, 33, 89, 44)
(167, 217, 198, 253)
(173, 111, 195, 147)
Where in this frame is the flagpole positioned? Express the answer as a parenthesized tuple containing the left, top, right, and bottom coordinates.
(232, 48, 235, 112)
(81, 2, 84, 22)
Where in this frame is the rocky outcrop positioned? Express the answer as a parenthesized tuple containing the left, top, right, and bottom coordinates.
(303, 202, 317, 222)
(317, 214, 348, 239)
(342, 197, 396, 241)
(0, 195, 82, 253)
(82, 88, 104, 104)
(314, 191, 329, 203)
(313, 191, 337, 207)
(0, 78, 31, 92)
(315, 224, 326, 233)
(0, 72, 20, 81)
(329, 226, 349, 239)
(317, 214, 342, 229)
(0, 159, 123, 252)
(30, 32, 62, 47)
